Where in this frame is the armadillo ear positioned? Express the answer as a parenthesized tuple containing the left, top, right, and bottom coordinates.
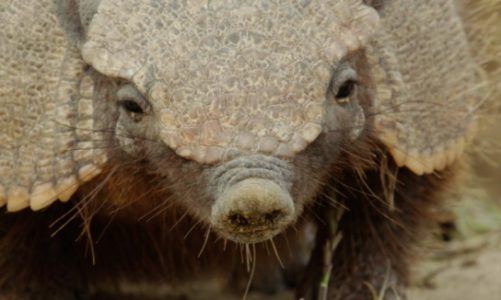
(0, 1, 106, 212)
(368, 1, 480, 175)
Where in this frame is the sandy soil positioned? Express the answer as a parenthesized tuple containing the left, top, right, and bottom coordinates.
(408, 181, 501, 300)
(409, 233, 501, 300)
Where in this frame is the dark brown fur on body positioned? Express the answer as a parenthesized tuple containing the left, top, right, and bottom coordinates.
(0, 163, 309, 299)
(0, 135, 462, 300)
(0, 195, 300, 299)
(299, 161, 462, 299)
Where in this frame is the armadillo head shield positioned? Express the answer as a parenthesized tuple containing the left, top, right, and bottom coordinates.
(82, 0, 380, 164)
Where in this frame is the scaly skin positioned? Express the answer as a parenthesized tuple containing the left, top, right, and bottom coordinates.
(0, 0, 488, 299)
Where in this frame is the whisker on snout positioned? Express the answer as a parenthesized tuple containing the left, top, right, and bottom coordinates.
(242, 243, 257, 300)
(270, 238, 285, 269)
(198, 227, 212, 258)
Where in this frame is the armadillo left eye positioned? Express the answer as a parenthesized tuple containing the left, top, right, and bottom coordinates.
(120, 100, 144, 114)
(117, 84, 150, 122)
(118, 99, 144, 122)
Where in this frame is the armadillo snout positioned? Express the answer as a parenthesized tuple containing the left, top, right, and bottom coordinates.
(211, 178, 295, 244)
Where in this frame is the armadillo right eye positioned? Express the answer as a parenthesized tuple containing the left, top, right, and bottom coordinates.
(335, 80, 356, 100)
(329, 63, 358, 106)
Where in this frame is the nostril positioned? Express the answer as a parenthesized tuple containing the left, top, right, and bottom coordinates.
(264, 209, 282, 224)
(211, 178, 295, 242)
(228, 213, 250, 227)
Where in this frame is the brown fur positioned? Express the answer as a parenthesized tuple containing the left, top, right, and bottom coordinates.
(0, 129, 463, 299)
(0, 160, 308, 299)
(296, 141, 463, 299)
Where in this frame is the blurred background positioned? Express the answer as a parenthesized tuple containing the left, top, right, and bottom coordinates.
(408, 1, 501, 299)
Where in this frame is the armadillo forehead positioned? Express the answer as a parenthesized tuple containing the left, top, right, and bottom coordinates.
(83, 0, 379, 163)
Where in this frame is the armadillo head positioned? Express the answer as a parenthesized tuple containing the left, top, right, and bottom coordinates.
(81, 0, 379, 243)
(83, 1, 379, 163)
(0, 0, 480, 228)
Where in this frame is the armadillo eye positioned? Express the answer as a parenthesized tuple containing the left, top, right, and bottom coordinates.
(120, 100, 144, 114)
(117, 84, 149, 122)
(119, 99, 144, 122)
(329, 63, 358, 106)
(335, 80, 356, 100)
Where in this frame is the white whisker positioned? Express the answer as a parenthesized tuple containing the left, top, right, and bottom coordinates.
(198, 227, 211, 258)
(242, 243, 256, 300)
(270, 238, 284, 269)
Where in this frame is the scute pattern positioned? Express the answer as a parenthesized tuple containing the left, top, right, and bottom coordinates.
(0, 0, 483, 213)
(0, 0, 105, 211)
(82, 0, 379, 164)
(369, 0, 480, 175)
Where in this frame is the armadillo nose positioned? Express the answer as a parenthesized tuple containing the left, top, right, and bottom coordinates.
(211, 178, 295, 243)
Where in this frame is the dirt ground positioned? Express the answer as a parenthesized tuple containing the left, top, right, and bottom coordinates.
(408, 237, 501, 300)
(408, 185, 501, 300)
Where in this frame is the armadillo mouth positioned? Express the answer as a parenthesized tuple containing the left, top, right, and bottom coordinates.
(217, 227, 285, 244)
